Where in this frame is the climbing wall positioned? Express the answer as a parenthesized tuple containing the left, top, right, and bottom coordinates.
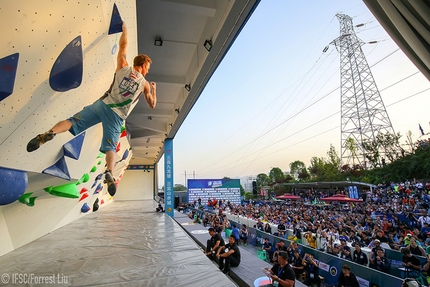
(0, 0, 146, 257)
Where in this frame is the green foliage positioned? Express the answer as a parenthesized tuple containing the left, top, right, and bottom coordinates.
(269, 167, 285, 183)
(174, 184, 187, 191)
(289, 161, 306, 180)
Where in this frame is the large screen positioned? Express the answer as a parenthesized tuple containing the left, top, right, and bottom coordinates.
(187, 179, 241, 205)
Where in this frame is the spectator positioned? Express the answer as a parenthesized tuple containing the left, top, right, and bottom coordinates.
(277, 219, 287, 239)
(263, 251, 295, 287)
(304, 231, 317, 249)
(401, 248, 422, 278)
(264, 222, 272, 234)
(336, 264, 359, 287)
(406, 237, 426, 257)
(262, 238, 273, 261)
(231, 224, 240, 242)
(340, 246, 353, 261)
(272, 240, 288, 263)
(353, 243, 368, 266)
(302, 253, 321, 287)
(155, 203, 164, 213)
(291, 249, 305, 278)
(239, 224, 249, 246)
(216, 235, 241, 275)
(369, 239, 385, 268)
(204, 227, 225, 258)
(372, 248, 391, 274)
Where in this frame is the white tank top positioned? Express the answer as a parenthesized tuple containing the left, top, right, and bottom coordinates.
(101, 66, 146, 120)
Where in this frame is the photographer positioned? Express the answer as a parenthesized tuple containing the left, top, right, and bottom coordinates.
(401, 247, 422, 278)
(302, 253, 321, 287)
(272, 240, 288, 263)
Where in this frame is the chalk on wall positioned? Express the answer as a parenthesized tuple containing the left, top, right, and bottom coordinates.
(0, 53, 19, 102)
(63, 132, 86, 160)
(42, 156, 71, 181)
(49, 36, 83, 92)
(0, 167, 28, 206)
(108, 4, 123, 35)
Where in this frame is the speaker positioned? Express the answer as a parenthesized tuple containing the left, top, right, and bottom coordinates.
(174, 197, 179, 208)
(252, 181, 257, 195)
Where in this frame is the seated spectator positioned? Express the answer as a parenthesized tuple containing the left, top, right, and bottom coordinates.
(340, 246, 353, 261)
(262, 251, 295, 287)
(155, 203, 164, 213)
(369, 239, 385, 268)
(239, 224, 249, 246)
(406, 237, 426, 257)
(264, 222, 272, 234)
(371, 248, 391, 274)
(401, 247, 422, 278)
(261, 238, 273, 261)
(216, 235, 241, 275)
(272, 240, 288, 263)
(287, 242, 302, 261)
(326, 242, 340, 257)
(277, 220, 287, 239)
(353, 243, 368, 266)
(204, 227, 225, 258)
(336, 264, 359, 287)
(302, 253, 321, 287)
(256, 219, 264, 231)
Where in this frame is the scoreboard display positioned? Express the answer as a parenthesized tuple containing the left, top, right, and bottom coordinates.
(187, 179, 241, 205)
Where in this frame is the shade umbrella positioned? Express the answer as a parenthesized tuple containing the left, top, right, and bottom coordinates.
(275, 193, 302, 200)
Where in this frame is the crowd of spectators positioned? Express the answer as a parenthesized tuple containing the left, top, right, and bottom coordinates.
(187, 180, 430, 285)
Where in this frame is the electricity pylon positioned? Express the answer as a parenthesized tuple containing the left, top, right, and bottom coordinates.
(330, 13, 395, 168)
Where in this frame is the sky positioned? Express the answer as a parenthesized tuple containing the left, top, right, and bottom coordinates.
(157, 0, 430, 190)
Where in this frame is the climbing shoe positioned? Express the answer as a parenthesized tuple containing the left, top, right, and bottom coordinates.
(27, 130, 55, 152)
(104, 170, 116, 196)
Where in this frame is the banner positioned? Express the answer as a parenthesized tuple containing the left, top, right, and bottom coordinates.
(164, 139, 174, 217)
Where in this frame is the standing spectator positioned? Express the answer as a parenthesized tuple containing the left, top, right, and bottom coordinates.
(406, 237, 426, 257)
(231, 224, 240, 242)
(336, 264, 359, 287)
(291, 249, 305, 278)
(216, 235, 241, 275)
(239, 224, 249, 246)
(353, 244, 368, 266)
(263, 251, 295, 287)
(304, 231, 317, 249)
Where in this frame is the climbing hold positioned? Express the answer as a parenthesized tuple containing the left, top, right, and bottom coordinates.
(79, 193, 88, 202)
(45, 183, 79, 198)
(81, 203, 90, 213)
(108, 3, 123, 35)
(42, 156, 70, 180)
(0, 53, 19, 102)
(0, 167, 28, 205)
(49, 36, 83, 92)
(63, 131, 85, 160)
(93, 198, 99, 212)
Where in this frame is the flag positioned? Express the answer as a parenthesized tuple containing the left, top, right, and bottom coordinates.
(419, 124, 425, 136)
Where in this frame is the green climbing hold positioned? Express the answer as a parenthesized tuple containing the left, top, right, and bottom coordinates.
(90, 166, 97, 173)
(76, 173, 90, 185)
(97, 152, 104, 159)
(121, 125, 126, 132)
(97, 161, 102, 165)
(45, 183, 79, 198)
(18, 193, 37, 206)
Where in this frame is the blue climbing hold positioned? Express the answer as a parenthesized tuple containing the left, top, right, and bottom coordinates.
(49, 36, 83, 92)
(63, 131, 85, 160)
(0, 167, 28, 205)
(0, 53, 19, 102)
(42, 156, 71, 180)
(81, 202, 91, 213)
(108, 4, 123, 35)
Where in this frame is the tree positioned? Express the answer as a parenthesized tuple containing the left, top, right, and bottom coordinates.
(174, 184, 187, 191)
(361, 132, 402, 167)
(289, 160, 306, 181)
(256, 173, 270, 188)
(269, 167, 285, 183)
